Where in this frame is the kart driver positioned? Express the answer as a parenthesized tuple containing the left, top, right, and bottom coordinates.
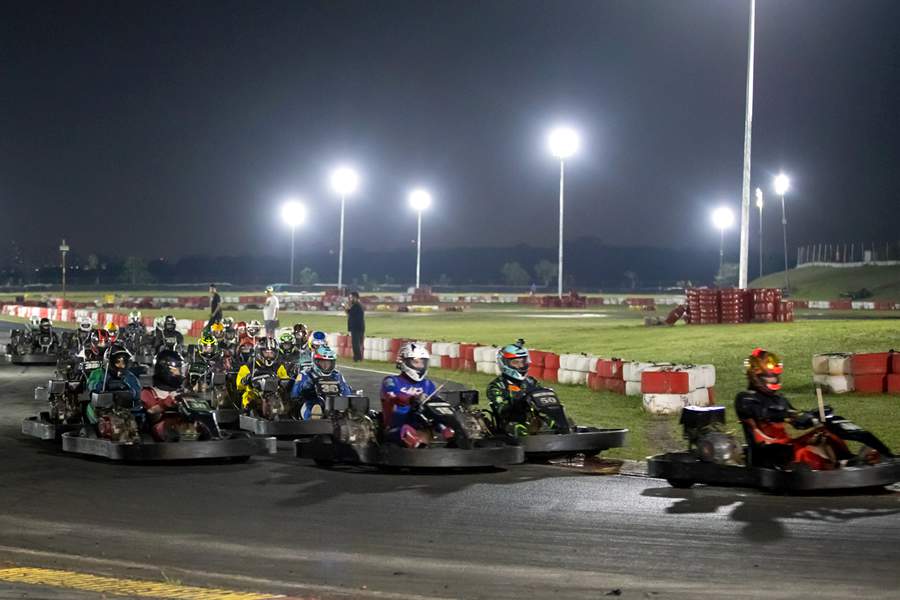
(380, 342, 439, 447)
(291, 345, 352, 420)
(735, 348, 851, 470)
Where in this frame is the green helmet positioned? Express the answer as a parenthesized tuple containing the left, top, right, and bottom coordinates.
(497, 339, 530, 381)
(278, 332, 295, 354)
(198, 333, 218, 357)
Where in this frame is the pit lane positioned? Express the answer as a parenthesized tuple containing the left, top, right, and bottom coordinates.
(1, 321, 899, 599)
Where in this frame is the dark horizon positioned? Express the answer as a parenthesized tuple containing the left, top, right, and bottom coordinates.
(3, 0, 898, 264)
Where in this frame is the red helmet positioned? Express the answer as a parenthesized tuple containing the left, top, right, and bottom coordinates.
(90, 329, 111, 354)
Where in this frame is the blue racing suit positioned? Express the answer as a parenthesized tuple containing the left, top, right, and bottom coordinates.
(380, 374, 438, 443)
(291, 368, 352, 420)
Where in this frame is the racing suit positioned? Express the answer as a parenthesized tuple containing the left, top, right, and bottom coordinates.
(380, 373, 437, 443)
(152, 327, 184, 354)
(235, 361, 289, 409)
(735, 390, 849, 470)
(85, 368, 143, 440)
(141, 386, 202, 442)
(290, 367, 352, 420)
(119, 322, 145, 352)
(486, 374, 544, 434)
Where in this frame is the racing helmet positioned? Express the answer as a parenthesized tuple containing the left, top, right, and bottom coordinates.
(209, 322, 225, 340)
(497, 339, 530, 382)
(292, 323, 310, 347)
(197, 333, 218, 358)
(78, 317, 93, 333)
(254, 337, 279, 368)
(39, 317, 52, 334)
(153, 349, 185, 390)
(30, 316, 41, 329)
(397, 342, 430, 382)
(278, 332, 295, 354)
(312, 346, 337, 377)
(106, 323, 119, 343)
(106, 344, 133, 377)
(128, 311, 142, 325)
(247, 320, 262, 337)
(89, 329, 110, 354)
(745, 348, 783, 394)
(309, 330, 327, 351)
(154, 317, 164, 331)
(163, 315, 177, 332)
(222, 316, 235, 330)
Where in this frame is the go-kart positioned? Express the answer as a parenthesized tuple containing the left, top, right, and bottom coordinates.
(7, 328, 60, 365)
(487, 387, 628, 461)
(62, 390, 275, 462)
(190, 368, 240, 427)
(647, 405, 900, 492)
(296, 390, 525, 469)
(238, 374, 333, 437)
(22, 379, 86, 440)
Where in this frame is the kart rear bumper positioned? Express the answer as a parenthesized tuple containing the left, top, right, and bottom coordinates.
(10, 353, 58, 365)
(21, 414, 81, 440)
(239, 415, 332, 437)
(648, 451, 900, 491)
(61, 430, 276, 461)
(521, 427, 628, 459)
(295, 436, 524, 468)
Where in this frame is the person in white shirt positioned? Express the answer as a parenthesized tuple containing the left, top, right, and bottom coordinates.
(262, 286, 279, 338)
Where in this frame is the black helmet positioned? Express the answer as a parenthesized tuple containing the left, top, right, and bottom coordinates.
(106, 344, 133, 377)
(163, 315, 177, 332)
(39, 317, 52, 333)
(254, 337, 279, 368)
(153, 349, 184, 390)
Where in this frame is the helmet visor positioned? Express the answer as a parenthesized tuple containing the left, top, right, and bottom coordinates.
(315, 358, 335, 374)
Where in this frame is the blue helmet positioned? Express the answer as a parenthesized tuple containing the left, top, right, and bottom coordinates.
(312, 345, 337, 377)
(497, 339, 530, 381)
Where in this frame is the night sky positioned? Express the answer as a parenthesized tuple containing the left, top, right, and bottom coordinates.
(2, 0, 898, 262)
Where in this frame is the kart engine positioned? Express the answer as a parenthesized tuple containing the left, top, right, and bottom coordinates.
(98, 409, 140, 443)
(459, 409, 491, 439)
(680, 406, 741, 465)
(335, 415, 376, 446)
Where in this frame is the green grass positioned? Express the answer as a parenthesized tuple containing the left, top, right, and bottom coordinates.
(751, 264, 900, 300)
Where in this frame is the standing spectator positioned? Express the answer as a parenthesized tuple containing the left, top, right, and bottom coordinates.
(207, 283, 222, 327)
(345, 291, 365, 362)
(263, 286, 279, 338)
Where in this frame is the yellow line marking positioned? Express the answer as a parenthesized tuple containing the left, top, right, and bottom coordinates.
(0, 567, 283, 600)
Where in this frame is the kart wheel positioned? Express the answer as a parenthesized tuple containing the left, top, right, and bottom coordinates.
(667, 478, 694, 489)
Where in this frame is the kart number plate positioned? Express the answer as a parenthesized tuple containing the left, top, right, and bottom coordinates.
(83, 361, 101, 370)
(429, 403, 454, 416)
(316, 381, 340, 396)
(532, 392, 560, 407)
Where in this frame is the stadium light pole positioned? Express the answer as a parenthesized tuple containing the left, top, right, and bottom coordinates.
(738, 0, 757, 290)
(408, 189, 432, 289)
(329, 166, 360, 293)
(774, 172, 791, 292)
(547, 126, 580, 299)
(712, 207, 735, 272)
(755, 188, 764, 278)
(281, 200, 307, 286)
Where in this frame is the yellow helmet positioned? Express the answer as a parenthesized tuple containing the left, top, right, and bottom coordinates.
(198, 333, 218, 356)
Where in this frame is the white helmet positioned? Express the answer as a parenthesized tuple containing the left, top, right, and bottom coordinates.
(154, 316, 164, 331)
(397, 342, 430, 382)
(30, 316, 41, 328)
(247, 320, 262, 336)
(78, 317, 93, 333)
(128, 310, 142, 324)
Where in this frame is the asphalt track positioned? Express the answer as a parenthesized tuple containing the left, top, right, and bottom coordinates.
(1, 322, 899, 599)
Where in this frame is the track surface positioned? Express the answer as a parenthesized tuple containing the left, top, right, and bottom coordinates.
(1, 322, 899, 599)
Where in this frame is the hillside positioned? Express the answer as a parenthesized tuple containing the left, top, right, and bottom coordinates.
(750, 264, 900, 300)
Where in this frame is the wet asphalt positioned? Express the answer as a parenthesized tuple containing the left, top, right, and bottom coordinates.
(1, 321, 899, 600)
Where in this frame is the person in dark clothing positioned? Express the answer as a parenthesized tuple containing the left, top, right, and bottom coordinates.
(345, 291, 365, 362)
(207, 284, 223, 328)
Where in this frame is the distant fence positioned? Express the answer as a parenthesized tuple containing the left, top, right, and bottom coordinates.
(796, 241, 900, 267)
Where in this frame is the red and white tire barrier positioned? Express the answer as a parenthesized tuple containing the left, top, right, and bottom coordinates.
(813, 351, 900, 394)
